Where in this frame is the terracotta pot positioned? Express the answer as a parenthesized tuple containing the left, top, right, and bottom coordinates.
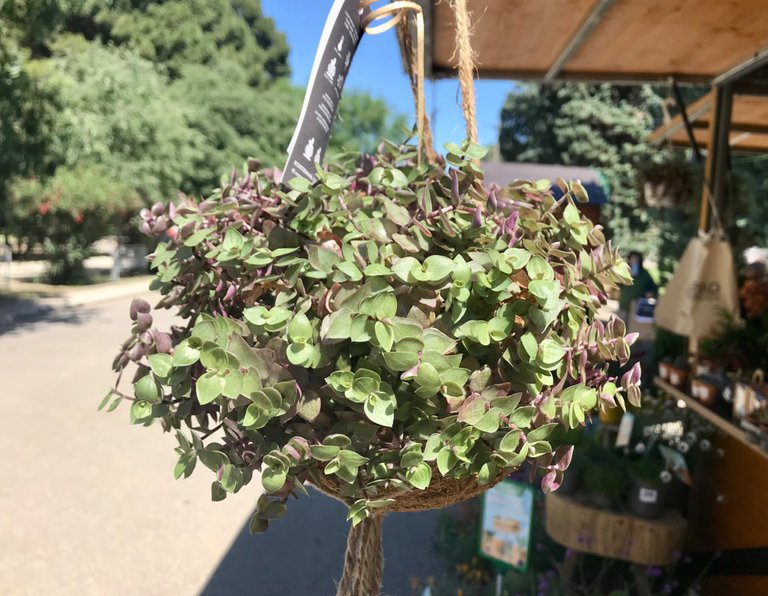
(668, 366, 688, 388)
(658, 361, 671, 380)
(691, 377, 718, 407)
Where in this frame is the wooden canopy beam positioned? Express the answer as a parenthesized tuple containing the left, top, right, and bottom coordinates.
(543, 0, 618, 82)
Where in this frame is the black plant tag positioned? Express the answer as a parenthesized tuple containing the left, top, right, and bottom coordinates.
(283, 0, 370, 183)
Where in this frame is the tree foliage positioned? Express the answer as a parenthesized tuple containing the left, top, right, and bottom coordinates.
(0, 0, 410, 282)
(95, 0, 290, 86)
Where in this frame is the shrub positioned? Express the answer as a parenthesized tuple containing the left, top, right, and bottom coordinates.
(10, 164, 141, 283)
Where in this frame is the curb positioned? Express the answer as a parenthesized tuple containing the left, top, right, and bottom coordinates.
(2, 276, 155, 307)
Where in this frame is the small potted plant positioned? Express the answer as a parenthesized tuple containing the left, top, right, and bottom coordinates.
(627, 457, 670, 519)
(667, 356, 689, 388)
(583, 463, 627, 509)
(658, 357, 672, 381)
(690, 374, 722, 407)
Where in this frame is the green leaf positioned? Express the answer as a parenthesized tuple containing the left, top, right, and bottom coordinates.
(415, 362, 442, 391)
(97, 391, 114, 412)
(183, 227, 215, 247)
(262, 467, 288, 493)
(288, 176, 312, 192)
(406, 462, 432, 490)
(130, 400, 152, 423)
(286, 342, 319, 368)
(382, 197, 411, 226)
(196, 371, 225, 405)
(328, 370, 355, 392)
(499, 430, 521, 452)
(383, 351, 419, 371)
(348, 375, 378, 403)
(306, 244, 341, 273)
(222, 228, 244, 252)
(373, 293, 398, 320)
(519, 332, 538, 362)
(563, 202, 580, 226)
(465, 143, 489, 160)
(528, 279, 561, 308)
(436, 447, 457, 475)
(424, 435, 442, 461)
(287, 313, 313, 343)
(509, 406, 536, 428)
(374, 321, 394, 352)
(422, 328, 456, 354)
(310, 445, 340, 461)
(504, 248, 531, 270)
(473, 408, 501, 433)
(392, 256, 419, 283)
(364, 263, 391, 276)
(478, 461, 498, 485)
(364, 390, 396, 427)
(243, 403, 270, 428)
(248, 512, 269, 534)
(134, 374, 161, 403)
(457, 396, 487, 425)
(526, 255, 554, 281)
(538, 338, 565, 365)
(323, 309, 353, 340)
(338, 450, 369, 468)
(221, 368, 243, 399)
(337, 261, 363, 282)
(200, 347, 230, 371)
(527, 423, 558, 444)
(422, 255, 454, 283)
(199, 449, 228, 472)
(148, 353, 173, 378)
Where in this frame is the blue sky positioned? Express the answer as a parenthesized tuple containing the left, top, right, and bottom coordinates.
(262, 0, 515, 152)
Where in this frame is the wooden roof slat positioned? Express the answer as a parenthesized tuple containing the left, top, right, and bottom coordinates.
(649, 92, 768, 152)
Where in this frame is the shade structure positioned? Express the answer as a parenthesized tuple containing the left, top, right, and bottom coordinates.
(648, 91, 768, 153)
(417, 0, 768, 84)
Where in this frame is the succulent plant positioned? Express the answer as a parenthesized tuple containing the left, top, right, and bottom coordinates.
(105, 139, 640, 532)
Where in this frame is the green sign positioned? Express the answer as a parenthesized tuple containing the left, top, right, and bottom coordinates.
(478, 480, 535, 572)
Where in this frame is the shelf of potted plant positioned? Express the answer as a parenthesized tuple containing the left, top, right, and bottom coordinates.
(654, 377, 768, 460)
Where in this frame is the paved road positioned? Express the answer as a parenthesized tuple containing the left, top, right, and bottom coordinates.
(0, 293, 447, 596)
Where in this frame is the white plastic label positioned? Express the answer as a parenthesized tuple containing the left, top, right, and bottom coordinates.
(639, 487, 659, 504)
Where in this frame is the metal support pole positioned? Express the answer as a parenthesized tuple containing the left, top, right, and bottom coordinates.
(698, 85, 733, 233)
(671, 80, 702, 163)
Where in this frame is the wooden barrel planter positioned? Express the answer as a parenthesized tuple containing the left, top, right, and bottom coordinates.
(545, 492, 687, 566)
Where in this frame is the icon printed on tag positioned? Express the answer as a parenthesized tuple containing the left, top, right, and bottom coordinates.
(325, 58, 337, 82)
(303, 137, 316, 161)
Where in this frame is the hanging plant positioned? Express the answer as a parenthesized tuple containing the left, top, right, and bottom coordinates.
(106, 138, 641, 533)
(636, 158, 696, 209)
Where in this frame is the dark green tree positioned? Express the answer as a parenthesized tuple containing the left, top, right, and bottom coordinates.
(94, 0, 289, 86)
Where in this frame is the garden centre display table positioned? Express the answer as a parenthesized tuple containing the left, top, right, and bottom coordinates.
(545, 492, 687, 566)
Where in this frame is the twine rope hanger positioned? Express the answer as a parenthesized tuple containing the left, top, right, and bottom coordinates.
(329, 2, 482, 594)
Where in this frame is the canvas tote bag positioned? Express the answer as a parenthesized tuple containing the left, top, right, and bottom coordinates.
(655, 231, 740, 338)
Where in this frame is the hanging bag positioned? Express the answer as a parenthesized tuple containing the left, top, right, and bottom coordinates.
(655, 231, 740, 338)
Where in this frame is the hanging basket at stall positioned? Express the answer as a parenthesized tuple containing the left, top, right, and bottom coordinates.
(105, 2, 641, 595)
